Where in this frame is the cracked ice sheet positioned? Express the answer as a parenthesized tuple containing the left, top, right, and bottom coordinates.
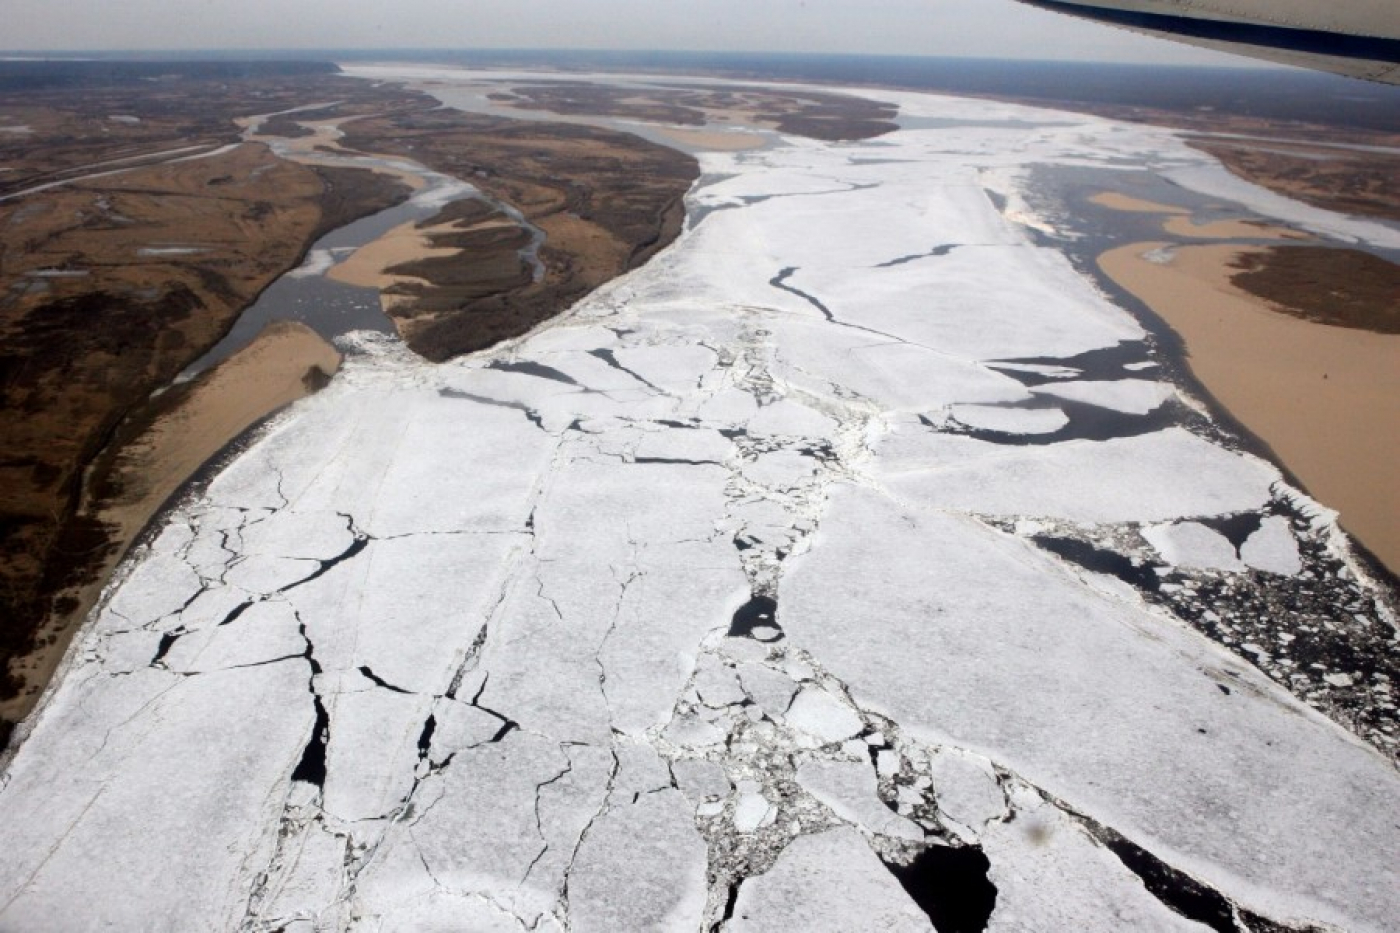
(2, 73, 1397, 932)
(782, 485, 1400, 931)
(0, 661, 313, 929)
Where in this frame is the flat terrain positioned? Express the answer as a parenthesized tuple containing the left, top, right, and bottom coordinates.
(487, 79, 900, 141)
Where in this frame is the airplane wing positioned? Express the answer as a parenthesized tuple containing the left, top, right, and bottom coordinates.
(1018, 0, 1400, 84)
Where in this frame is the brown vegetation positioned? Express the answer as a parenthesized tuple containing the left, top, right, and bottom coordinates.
(1186, 139, 1400, 222)
(339, 100, 699, 360)
(491, 80, 900, 141)
(1228, 247, 1400, 334)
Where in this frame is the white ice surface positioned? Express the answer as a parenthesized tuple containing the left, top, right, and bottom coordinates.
(1, 71, 1394, 933)
(727, 827, 932, 932)
(1241, 516, 1304, 576)
(1143, 521, 1246, 573)
(1031, 379, 1175, 415)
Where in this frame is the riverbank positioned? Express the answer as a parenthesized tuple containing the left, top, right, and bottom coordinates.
(6, 322, 341, 718)
(1100, 241, 1400, 573)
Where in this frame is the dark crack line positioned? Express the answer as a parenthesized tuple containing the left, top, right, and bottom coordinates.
(359, 665, 412, 694)
(770, 267, 835, 323)
(522, 753, 576, 885)
(487, 359, 587, 388)
(770, 265, 952, 352)
(439, 388, 548, 430)
(290, 618, 329, 788)
(587, 348, 671, 396)
(633, 457, 725, 467)
(875, 244, 960, 268)
(276, 535, 371, 595)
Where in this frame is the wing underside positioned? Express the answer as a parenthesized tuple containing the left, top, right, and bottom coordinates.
(1019, 0, 1400, 83)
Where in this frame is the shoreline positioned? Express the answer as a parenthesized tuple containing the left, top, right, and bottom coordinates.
(1099, 241, 1400, 574)
(0, 321, 341, 726)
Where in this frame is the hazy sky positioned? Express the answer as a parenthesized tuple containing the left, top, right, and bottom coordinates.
(5, 0, 1247, 66)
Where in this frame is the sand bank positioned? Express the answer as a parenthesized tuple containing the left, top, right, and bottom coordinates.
(653, 126, 767, 151)
(1090, 192, 1185, 214)
(1089, 192, 1305, 240)
(1100, 242, 1400, 573)
(96, 321, 341, 543)
(1161, 217, 1309, 241)
(327, 218, 461, 291)
(3, 321, 341, 727)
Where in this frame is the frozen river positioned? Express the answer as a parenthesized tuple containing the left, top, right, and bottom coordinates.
(0, 73, 1396, 932)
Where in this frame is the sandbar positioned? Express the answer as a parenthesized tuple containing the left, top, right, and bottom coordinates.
(1161, 216, 1309, 241)
(327, 218, 461, 292)
(1089, 192, 1185, 214)
(1099, 242, 1400, 573)
(1090, 192, 1306, 240)
(653, 126, 768, 151)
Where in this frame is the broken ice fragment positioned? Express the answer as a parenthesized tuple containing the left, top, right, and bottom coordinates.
(738, 662, 799, 717)
(786, 686, 864, 744)
(734, 792, 778, 833)
(728, 827, 932, 931)
(1142, 522, 1245, 573)
(797, 758, 924, 841)
(1239, 516, 1303, 576)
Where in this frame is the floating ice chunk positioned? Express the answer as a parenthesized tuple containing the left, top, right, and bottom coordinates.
(694, 655, 748, 708)
(1031, 379, 1175, 415)
(359, 732, 609, 925)
(286, 248, 339, 279)
(613, 741, 674, 798)
(786, 686, 865, 744)
(734, 791, 779, 833)
(569, 790, 708, 933)
(163, 600, 304, 674)
(614, 344, 718, 394)
(426, 698, 506, 760)
(926, 750, 1007, 832)
(748, 399, 839, 437)
(697, 387, 761, 424)
(888, 428, 1277, 524)
(240, 510, 356, 561)
(323, 689, 428, 823)
(351, 890, 535, 932)
(727, 827, 932, 932)
(1143, 522, 1246, 573)
(742, 449, 819, 489)
(0, 662, 315, 929)
(476, 584, 613, 745)
(984, 788, 1206, 932)
(634, 427, 731, 464)
(797, 758, 924, 840)
(223, 554, 322, 596)
(1240, 516, 1303, 577)
(104, 550, 204, 624)
(739, 663, 800, 717)
(672, 758, 731, 801)
(950, 403, 1069, 435)
(666, 714, 727, 749)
